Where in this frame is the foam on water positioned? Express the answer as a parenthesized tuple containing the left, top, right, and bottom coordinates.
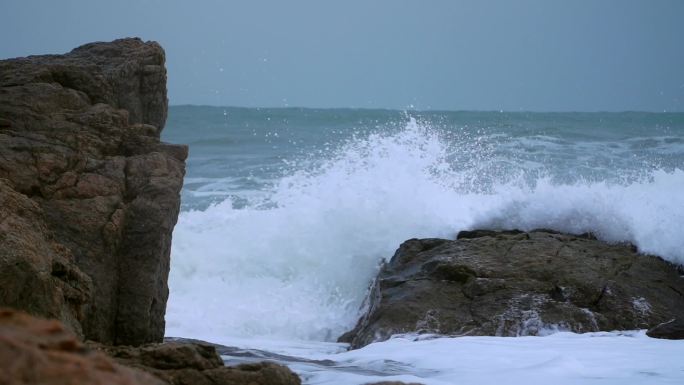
(295, 332, 684, 385)
(166, 118, 684, 342)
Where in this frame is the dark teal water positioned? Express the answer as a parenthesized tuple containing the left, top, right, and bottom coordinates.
(163, 106, 684, 211)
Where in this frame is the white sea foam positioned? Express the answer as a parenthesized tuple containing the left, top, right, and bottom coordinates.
(291, 332, 684, 385)
(166, 118, 684, 342)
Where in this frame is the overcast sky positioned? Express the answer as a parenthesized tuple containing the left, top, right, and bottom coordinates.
(2, 0, 683, 111)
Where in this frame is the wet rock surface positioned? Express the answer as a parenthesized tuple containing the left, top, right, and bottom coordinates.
(646, 318, 684, 340)
(0, 308, 164, 385)
(90, 340, 301, 385)
(0, 38, 187, 345)
(339, 230, 684, 349)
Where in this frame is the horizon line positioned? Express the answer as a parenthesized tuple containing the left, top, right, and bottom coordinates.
(169, 104, 684, 114)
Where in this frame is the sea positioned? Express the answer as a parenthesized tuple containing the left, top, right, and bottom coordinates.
(162, 106, 684, 385)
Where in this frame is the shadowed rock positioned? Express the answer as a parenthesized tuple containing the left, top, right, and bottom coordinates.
(90, 341, 301, 385)
(0, 308, 164, 385)
(0, 38, 187, 345)
(1, 308, 302, 385)
(646, 319, 684, 340)
(339, 230, 684, 349)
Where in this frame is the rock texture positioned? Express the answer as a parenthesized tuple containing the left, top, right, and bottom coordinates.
(90, 341, 301, 385)
(0, 308, 164, 385)
(646, 318, 684, 340)
(0, 38, 187, 345)
(339, 229, 684, 349)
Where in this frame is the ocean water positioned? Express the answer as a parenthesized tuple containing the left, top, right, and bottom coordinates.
(162, 106, 684, 384)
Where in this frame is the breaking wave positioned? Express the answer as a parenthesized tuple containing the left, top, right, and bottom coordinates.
(166, 118, 684, 341)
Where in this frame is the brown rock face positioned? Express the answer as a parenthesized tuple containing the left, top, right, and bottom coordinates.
(339, 230, 684, 349)
(0, 308, 164, 385)
(91, 341, 302, 385)
(0, 38, 187, 345)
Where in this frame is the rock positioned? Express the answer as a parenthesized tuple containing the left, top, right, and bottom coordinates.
(0, 308, 164, 385)
(0, 308, 301, 385)
(339, 230, 684, 349)
(0, 180, 93, 337)
(89, 341, 302, 385)
(0, 38, 187, 345)
(646, 319, 684, 340)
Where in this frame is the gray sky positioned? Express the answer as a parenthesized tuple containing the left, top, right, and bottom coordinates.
(2, 0, 683, 111)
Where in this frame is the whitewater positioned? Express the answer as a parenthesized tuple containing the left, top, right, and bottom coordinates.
(162, 106, 684, 384)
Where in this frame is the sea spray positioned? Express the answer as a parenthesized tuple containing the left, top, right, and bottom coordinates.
(165, 112, 684, 342)
(167, 118, 477, 340)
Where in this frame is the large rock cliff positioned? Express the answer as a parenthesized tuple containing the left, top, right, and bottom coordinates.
(0, 38, 187, 345)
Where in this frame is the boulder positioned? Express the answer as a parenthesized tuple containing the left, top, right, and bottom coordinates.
(646, 319, 684, 340)
(0, 38, 187, 345)
(89, 341, 302, 385)
(339, 230, 684, 349)
(0, 308, 164, 385)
